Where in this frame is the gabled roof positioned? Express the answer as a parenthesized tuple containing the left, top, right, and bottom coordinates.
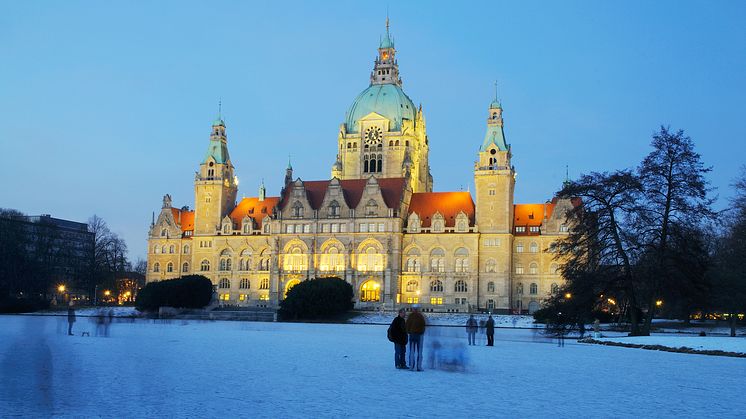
(229, 197, 280, 229)
(408, 192, 475, 227)
(513, 203, 553, 228)
(281, 178, 406, 210)
(170, 208, 194, 232)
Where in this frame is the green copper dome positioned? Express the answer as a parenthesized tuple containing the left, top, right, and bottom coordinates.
(344, 84, 416, 133)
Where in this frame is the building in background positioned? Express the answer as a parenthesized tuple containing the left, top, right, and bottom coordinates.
(146, 22, 576, 313)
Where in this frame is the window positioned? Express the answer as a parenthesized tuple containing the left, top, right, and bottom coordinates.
(154, 245, 160, 254)
(358, 247, 383, 272)
(320, 247, 345, 272)
(166, 262, 173, 273)
(259, 278, 269, 290)
(369, 223, 376, 233)
(303, 224, 311, 234)
(486, 259, 496, 273)
(292, 201, 304, 218)
(259, 294, 270, 301)
(430, 297, 443, 305)
(219, 293, 230, 301)
(455, 297, 467, 305)
(406, 296, 419, 304)
(183, 245, 190, 254)
(456, 220, 467, 232)
(560, 224, 569, 232)
(200, 260, 210, 272)
(153, 262, 160, 273)
(529, 226, 540, 233)
(529, 242, 538, 253)
(454, 280, 467, 293)
(405, 256, 420, 272)
(515, 264, 524, 275)
(454, 247, 469, 272)
(406, 280, 419, 293)
(430, 279, 443, 292)
(243, 222, 251, 234)
(219, 249, 232, 271)
(161, 246, 166, 254)
(169, 245, 175, 254)
(430, 248, 445, 272)
(530, 283, 538, 295)
(328, 200, 340, 217)
(219, 278, 231, 289)
(529, 263, 538, 275)
(331, 223, 339, 233)
(431, 219, 444, 233)
(258, 258, 270, 271)
(360, 281, 380, 302)
(516, 243, 524, 253)
(182, 262, 189, 273)
(160, 229, 167, 237)
(360, 223, 368, 233)
(365, 199, 378, 216)
(487, 281, 495, 293)
(239, 249, 252, 271)
(239, 294, 247, 301)
(516, 226, 526, 233)
(284, 247, 307, 272)
(488, 189, 496, 196)
(239, 278, 250, 289)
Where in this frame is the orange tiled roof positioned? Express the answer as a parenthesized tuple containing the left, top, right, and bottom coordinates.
(229, 197, 280, 229)
(408, 192, 475, 227)
(170, 208, 195, 232)
(513, 203, 554, 228)
(281, 178, 406, 210)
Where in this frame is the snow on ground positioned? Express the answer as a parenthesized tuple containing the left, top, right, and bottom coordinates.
(597, 335, 746, 354)
(350, 312, 539, 328)
(1, 315, 745, 418)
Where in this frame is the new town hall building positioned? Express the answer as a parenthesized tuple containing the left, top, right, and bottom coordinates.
(146, 24, 575, 314)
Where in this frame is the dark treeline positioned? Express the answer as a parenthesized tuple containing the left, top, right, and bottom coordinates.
(543, 127, 746, 336)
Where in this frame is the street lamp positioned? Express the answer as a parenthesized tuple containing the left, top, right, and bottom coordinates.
(58, 284, 66, 293)
(656, 300, 663, 307)
(104, 290, 111, 297)
(564, 292, 572, 300)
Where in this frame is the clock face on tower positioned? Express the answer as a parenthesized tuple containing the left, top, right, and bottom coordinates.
(364, 126, 382, 145)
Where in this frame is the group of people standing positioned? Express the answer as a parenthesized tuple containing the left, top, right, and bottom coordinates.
(466, 314, 495, 346)
(388, 306, 426, 371)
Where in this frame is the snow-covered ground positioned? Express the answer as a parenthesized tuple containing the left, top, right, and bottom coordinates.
(596, 335, 746, 354)
(1, 315, 744, 418)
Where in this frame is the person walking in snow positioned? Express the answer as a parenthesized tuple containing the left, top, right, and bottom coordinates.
(66, 301, 76, 336)
(466, 315, 477, 346)
(478, 318, 486, 344)
(485, 315, 495, 346)
(388, 308, 408, 369)
(405, 305, 426, 371)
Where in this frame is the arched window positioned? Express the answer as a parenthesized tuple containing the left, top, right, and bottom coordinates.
(259, 278, 269, 290)
(200, 260, 210, 272)
(516, 283, 524, 294)
(161, 245, 166, 254)
(154, 245, 160, 254)
(454, 280, 467, 293)
(169, 245, 175, 254)
(487, 281, 495, 293)
(430, 279, 443, 292)
(454, 247, 469, 272)
(243, 222, 250, 234)
(406, 280, 419, 293)
(516, 243, 524, 253)
(328, 200, 340, 217)
(405, 248, 420, 272)
(530, 242, 539, 253)
(530, 283, 538, 295)
(486, 259, 496, 273)
(239, 278, 250, 289)
(182, 262, 189, 273)
(360, 281, 380, 302)
(183, 245, 190, 254)
(550, 263, 559, 275)
(259, 258, 270, 271)
(153, 262, 160, 273)
(166, 262, 173, 273)
(529, 262, 538, 275)
(239, 249, 252, 271)
(219, 278, 231, 289)
(320, 246, 344, 272)
(284, 246, 307, 272)
(292, 202, 304, 218)
(551, 283, 559, 294)
(365, 199, 378, 216)
(432, 219, 444, 233)
(430, 248, 445, 272)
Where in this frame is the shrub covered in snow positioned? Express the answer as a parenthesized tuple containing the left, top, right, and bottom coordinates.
(279, 277, 353, 320)
(135, 275, 213, 311)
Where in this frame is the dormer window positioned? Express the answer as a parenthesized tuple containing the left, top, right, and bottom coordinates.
(292, 201, 304, 218)
(329, 200, 340, 217)
(365, 199, 378, 216)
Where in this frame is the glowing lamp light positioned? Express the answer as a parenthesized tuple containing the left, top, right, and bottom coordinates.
(104, 290, 111, 297)
(58, 285, 66, 293)
(564, 292, 572, 299)
(656, 300, 663, 307)
(607, 298, 616, 305)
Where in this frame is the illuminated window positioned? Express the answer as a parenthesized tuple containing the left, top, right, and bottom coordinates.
(259, 278, 269, 290)
(516, 226, 526, 233)
(360, 281, 380, 302)
(430, 279, 443, 292)
(530, 283, 538, 295)
(430, 297, 443, 305)
(259, 294, 269, 301)
(219, 278, 230, 289)
(284, 247, 307, 272)
(560, 224, 568, 232)
(358, 247, 383, 272)
(454, 280, 467, 293)
(200, 260, 210, 271)
(516, 243, 524, 253)
(153, 262, 160, 273)
(239, 278, 250, 289)
(239, 294, 247, 301)
(529, 242, 538, 253)
(166, 262, 173, 273)
(219, 293, 230, 301)
(515, 265, 524, 275)
(320, 247, 345, 272)
(529, 226, 540, 233)
(406, 297, 419, 304)
(529, 263, 538, 275)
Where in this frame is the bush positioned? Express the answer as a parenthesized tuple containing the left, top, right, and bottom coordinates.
(278, 277, 353, 321)
(0, 296, 50, 313)
(135, 275, 213, 312)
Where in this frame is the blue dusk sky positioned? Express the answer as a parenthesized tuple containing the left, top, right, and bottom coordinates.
(1, 1, 745, 261)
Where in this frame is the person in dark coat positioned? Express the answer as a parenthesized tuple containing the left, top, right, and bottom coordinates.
(389, 308, 408, 369)
(67, 301, 76, 336)
(485, 315, 495, 346)
(466, 315, 478, 345)
(405, 305, 427, 371)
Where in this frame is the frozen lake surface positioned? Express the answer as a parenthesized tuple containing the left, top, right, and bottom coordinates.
(1, 315, 744, 418)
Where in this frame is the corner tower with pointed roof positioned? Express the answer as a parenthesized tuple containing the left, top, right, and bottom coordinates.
(193, 115, 238, 235)
(336, 18, 431, 193)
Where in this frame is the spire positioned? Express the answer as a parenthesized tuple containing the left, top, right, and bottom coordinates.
(490, 81, 502, 109)
(259, 179, 266, 202)
(213, 100, 225, 126)
(287, 154, 292, 170)
(371, 16, 400, 86)
(480, 90, 508, 152)
(203, 112, 230, 164)
(285, 155, 293, 186)
(563, 165, 571, 189)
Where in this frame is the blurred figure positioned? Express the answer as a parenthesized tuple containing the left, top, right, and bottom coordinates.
(465, 315, 477, 345)
(426, 326, 442, 370)
(478, 318, 486, 344)
(104, 309, 114, 337)
(485, 315, 495, 346)
(406, 305, 426, 371)
(67, 301, 76, 336)
(389, 308, 408, 369)
(95, 308, 106, 337)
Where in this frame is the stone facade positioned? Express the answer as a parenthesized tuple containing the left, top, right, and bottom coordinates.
(146, 24, 575, 314)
